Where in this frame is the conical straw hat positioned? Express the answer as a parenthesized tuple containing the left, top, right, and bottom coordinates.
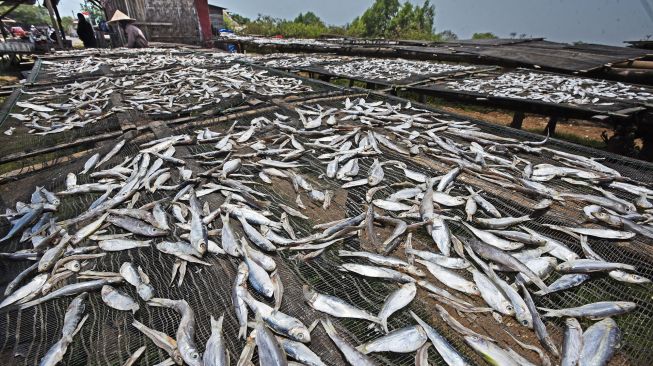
(108, 10, 136, 23)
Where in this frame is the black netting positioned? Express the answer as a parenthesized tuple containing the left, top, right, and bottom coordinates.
(0, 52, 652, 366)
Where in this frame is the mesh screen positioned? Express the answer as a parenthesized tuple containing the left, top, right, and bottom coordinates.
(0, 57, 652, 366)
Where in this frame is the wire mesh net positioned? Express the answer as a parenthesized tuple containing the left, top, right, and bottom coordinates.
(0, 59, 652, 366)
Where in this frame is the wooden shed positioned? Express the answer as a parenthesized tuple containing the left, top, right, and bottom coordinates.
(208, 3, 226, 34)
(103, 0, 213, 45)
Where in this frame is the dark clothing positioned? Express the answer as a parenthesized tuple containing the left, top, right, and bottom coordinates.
(124, 23, 148, 48)
(77, 14, 97, 48)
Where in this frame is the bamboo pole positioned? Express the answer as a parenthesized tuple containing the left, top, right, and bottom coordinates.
(44, 0, 64, 49)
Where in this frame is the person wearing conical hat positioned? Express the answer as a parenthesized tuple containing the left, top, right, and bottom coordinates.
(108, 10, 148, 48)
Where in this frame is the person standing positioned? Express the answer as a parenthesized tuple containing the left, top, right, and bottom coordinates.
(76, 13, 97, 48)
(108, 10, 148, 48)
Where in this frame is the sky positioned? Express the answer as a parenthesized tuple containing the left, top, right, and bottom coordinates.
(59, 0, 653, 45)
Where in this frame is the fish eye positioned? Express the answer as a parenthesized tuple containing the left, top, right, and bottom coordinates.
(522, 319, 530, 326)
(507, 305, 513, 311)
(473, 286, 478, 291)
(191, 353, 199, 359)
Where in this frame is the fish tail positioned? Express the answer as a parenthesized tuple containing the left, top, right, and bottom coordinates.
(380, 318, 389, 333)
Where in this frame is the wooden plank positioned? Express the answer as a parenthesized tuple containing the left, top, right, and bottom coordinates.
(0, 131, 123, 165)
(510, 111, 525, 129)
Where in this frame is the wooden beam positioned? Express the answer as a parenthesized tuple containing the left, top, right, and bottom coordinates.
(544, 116, 559, 135)
(44, 0, 63, 49)
(510, 111, 525, 129)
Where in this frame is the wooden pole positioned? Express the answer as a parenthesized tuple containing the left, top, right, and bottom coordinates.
(544, 116, 559, 136)
(52, 3, 67, 41)
(44, 0, 64, 49)
(510, 111, 525, 129)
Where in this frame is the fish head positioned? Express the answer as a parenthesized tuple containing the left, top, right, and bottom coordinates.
(623, 274, 651, 284)
(289, 327, 311, 343)
(302, 285, 318, 303)
(464, 335, 489, 351)
(182, 348, 202, 366)
(518, 315, 533, 328)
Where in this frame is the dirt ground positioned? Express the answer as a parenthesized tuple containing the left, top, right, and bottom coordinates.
(437, 104, 614, 146)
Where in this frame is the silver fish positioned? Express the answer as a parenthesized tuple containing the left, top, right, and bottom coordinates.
(356, 325, 427, 354)
(221, 213, 242, 257)
(465, 335, 519, 366)
(416, 259, 479, 295)
(233, 262, 249, 339)
(203, 315, 228, 366)
(303, 285, 381, 323)
(244, 294, 310, 343)
(378, 282, 416, 333)
(579, 318, 620, 366)
(101, 285, 139, 313)
(475, 216, 531, 230)
(98, 239, 151, 251)
(278, 337, 326, 366)
(255, 316, 289, 366)
(410, 312, 472, 366)
(406, 248, 470, 269)
(540, 301, 637, 319)
(321, 319, 377, 365)
(561, 318, 583, 366)
(147, 298, 201, 366)
(82, 153, 100, 174)
(557, 259, 636, 274)
(340, 263, 415, 283)
(39, 293, 89, 366)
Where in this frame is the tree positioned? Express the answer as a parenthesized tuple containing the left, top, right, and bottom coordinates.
(294, 11, 324, 27)
(472, 32, 498, 39)
(359, 0, 400, 38)
(80, 1, 105, 23)
(438, 30, 458, 41)
(0, 5, 51, 26)
(61, 16, 75, 34)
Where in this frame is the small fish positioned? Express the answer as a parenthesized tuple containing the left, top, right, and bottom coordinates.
(82, 153, 100, 174)
(101, 285, 139, 313)
(416, 259, 479, 295)
(203, 315, 229, 366)
(304, 285, 381, 323)
(539, 301, 637, 319)
(579, 318, 621, 366)
(357, 325, 427, 354)
(98, 239, 151, 251)
(561, 318, 582, 366)
(378, 282, 417, 333)
(321, 318, 377, 365)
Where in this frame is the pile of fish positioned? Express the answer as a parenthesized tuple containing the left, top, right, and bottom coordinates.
(51, 47, 191, 58)
(1, 95, 652, 366)
(446, 70, 653, 105)
(10, 63, 312, 136)
(257, 53, 359, 70)
(324, 59, 476, 82)
(41, 53, 237, 79)
(222, 33, 329, 46)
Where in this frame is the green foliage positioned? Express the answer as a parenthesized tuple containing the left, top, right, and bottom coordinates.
(230, 13, 251, 25)
(294, 12, 324, 27)
(236, 0, 445, 41)
(0, 5, 51, 26)
(80, 1, 105, 23)
(438, 30, 458, 41)
(472, 32, 498, 39)
(61, 16, 75, 33)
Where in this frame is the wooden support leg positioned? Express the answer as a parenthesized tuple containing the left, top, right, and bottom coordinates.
(348, 79, 354, 87)
(318, 74, 331, 82)
(418, 94, 426, 103)
(366, 82, 374, 90)
(510, 111, 525, 129)
(544, 116, 559, 135)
